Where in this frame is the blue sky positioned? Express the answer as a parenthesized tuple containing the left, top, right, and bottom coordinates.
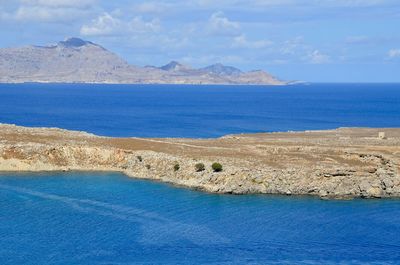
(0, 0, 399, 82)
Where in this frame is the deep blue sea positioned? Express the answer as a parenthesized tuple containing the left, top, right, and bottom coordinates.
(0, 83, 399, 137)
(0, 83, 400, 264)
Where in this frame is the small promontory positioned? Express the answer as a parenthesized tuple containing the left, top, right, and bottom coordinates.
(0, 124, 399, 199)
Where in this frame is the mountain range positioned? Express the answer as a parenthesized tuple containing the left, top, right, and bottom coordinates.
(0, 37, 286, 85)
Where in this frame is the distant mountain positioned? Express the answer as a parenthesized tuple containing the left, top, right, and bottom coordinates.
(0, 37, 287, 85)
(159, 61, 191, 72)
(200, 63, 242, 76)
(57, 37, 98, 48)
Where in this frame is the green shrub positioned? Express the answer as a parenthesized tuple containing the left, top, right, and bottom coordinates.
(174, 163, 180, 171)
(145, 164, 151, 170)
(137, 156, 143, 162)
(195, 163, 205, 172)
(212, 162, 223, 172)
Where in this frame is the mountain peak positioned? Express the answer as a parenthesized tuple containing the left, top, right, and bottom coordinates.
(160, 61, 191, 71)
(58, 37, 94, 48)
(201, 63, 242, 76)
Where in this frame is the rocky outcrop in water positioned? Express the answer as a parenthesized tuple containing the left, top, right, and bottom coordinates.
(0, 38, 285, 85)
(0, 124, 399, 199)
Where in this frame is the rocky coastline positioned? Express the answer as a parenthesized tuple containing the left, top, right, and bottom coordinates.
(0, 124, 399, 199)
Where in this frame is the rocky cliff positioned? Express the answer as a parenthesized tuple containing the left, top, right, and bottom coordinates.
(0, 38, 285, 85)
(1, 124, 399, 199)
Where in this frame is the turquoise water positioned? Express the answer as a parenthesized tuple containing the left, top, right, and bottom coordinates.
(1, 172, 400, 265)
(0, 83, 399, 137)
(1, 83, 400, 264)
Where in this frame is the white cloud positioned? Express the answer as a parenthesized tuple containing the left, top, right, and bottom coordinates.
(307, 50, 330, 64)
(20, 0, 95, 8)
(280, 36, 305, 55)
(388, 49, 400, 58)
(278, 37, 332, 64)
(15, 6, 90, 22)
(320, 0, 396, 7)
(0, 8, 10, 20)
(269, 59, 288, 65)
(1, 0, 95, 22)
(80, 13, 121, 36)
(197, 0, 294, 8)
(197, 0, 396, 8)
(233, 35, 272, 49)
(133, 2, 169, 14)
(345, 35, 370, 44)
(130, 16, 160, 33)
(207, 11, 240, 36)
(80, 13, 161, 36)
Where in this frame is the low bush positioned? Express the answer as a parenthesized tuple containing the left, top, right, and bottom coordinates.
(174, 163, 180, 171)
(137, 156, 143, 162)
(145, 164, 151, 170)
(195, 163, 205, 172)
(212, 162, 223, 172)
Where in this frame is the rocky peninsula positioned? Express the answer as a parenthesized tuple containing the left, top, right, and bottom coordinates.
(0, 124, 399, 199)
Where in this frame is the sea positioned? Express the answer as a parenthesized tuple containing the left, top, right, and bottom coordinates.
(0, 83, 399, 137)
(0, 83, 399, 264)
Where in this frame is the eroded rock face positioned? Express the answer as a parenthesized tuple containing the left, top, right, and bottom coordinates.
(0, 124, 399, 199)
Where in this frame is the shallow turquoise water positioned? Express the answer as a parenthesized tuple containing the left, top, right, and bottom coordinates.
(0, 172, 399, 264)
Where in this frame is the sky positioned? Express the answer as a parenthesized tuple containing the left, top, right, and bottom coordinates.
(0, 0, 399, 82)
